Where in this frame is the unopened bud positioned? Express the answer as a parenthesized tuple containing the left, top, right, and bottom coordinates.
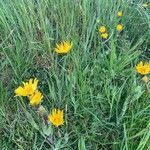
(38, 105, 47, 116)
(142, 76, 149, 83)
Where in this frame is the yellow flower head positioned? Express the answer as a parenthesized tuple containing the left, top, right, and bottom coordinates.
(15, 78, 38, 97)
(116, 24, 123, 31)
(29, 90, 43, 106)
(99, 26, 106, 33)
(55, 41, 73, 54)
(117, 11, 123, 17)
(101, 33, 109, 39)
(48, 109, 64, 127)
(136, 61, 150, 75)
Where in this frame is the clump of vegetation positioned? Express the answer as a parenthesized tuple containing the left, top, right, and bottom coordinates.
(0, 0, 150, 149)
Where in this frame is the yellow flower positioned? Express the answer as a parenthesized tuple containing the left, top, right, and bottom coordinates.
(136, 61, 150, 75)
(116, 24, 123, 31)
(29, 90, 43, 106)
(55, 41, 73, 54)
(48, 109, 64, 127)
(101, 33, 109, 39)
(99, 26, 106, 33)
(15, 78, 38, 97)
(117, 11, 123, 17)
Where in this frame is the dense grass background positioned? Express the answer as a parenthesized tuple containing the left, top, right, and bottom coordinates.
(0, 0, 150, 149)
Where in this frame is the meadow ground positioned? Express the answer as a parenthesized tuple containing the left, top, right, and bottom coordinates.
(0, 0, 150, 149)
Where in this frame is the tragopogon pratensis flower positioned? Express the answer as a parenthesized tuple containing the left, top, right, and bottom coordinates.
(55, 41, 73, 54)
(116, 24, 123, 31)
(29, 90, 43, 106)
(99, 26, 106, 33)
(136, 61, 150, 75)
(117, 11, 123, 17)
(101, 33, 109, 39)
(48, 109, 64, 127)
(15, 78, 38, 97)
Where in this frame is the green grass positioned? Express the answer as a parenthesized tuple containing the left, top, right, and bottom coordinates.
(0, 0, 150, 149)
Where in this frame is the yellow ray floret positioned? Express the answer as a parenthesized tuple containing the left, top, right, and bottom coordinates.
(136, 61, 150, 75)
(29, 90, 43, 106)
(15, 78, 38, 97)
(48, 109, 64, 127)
(55, 41, 73, 54)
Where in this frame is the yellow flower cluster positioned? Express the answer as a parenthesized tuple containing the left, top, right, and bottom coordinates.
(99, 26, 109, 39)
(14, 9, 149, 131)
(116, 11, 123, 32)
(15, 78, 43, 106)
(15, 79, 64, 127)
(136, 61, 150, 83)
(98, 11, 124, 39)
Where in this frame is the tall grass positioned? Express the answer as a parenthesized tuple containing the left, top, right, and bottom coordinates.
(0, 0, 150, 149)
